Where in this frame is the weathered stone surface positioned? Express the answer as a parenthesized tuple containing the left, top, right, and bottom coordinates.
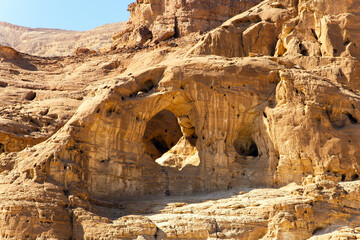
(0, 48, 130, 154)
(0, 181, 71, 239)
(275, 0, 360, 58)
(189, 0, 360, 59)
(113, 0, 263, 47)
(188, 0, 297, 57)
(73, 209, 157, 240)
(0, 45, 19, 60)
(20, 57, 282, 202)
(1, 0, 360, 239)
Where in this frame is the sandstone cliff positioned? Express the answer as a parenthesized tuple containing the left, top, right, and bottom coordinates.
(1, 0, 360, 239)
(113, 0, 263, 47)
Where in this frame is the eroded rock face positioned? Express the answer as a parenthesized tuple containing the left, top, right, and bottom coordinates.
(113, 0, 263, 47)
(15, 54, 359, 203)
(2, 0, 360, 239)
(189, 0, 360, 59)
(21, 57, 280, 202)
(275, 0, 360, 58)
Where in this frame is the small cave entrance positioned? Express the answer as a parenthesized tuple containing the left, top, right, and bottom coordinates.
(143, 109, 183, 160)
(234, 136, 259, 158)
(326, 109, 358, 129)
(0, 143, 5, 153)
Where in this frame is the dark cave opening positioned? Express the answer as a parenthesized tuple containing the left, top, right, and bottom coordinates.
(143, 109, 183, 160)
(248, 142, 259, 157)
(234, 137, 259, 157)
(345, 112, 358, 124)
(341, 174, 346, 181)
(352, 174, 359, 181)
(299, 43, 309, 56)
(150, 135, 170, 155)
(0, 143, 5, 153)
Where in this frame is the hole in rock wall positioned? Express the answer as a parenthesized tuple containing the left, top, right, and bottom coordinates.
(143, 110, 183, 160)
(234, 136, 259, 157)
(142, 109, 200, 196)
(341, 174, 346, 181)
(352, 174, 359, 181)
(326, 109, 358, 128)
(174, 17, 180, 38)
(141, 80, 155, 93)
(345, 112, 358, 124)
(0, 143, 5, 153)
(143, 109, 200, 175)
(299, 43, 309, 56)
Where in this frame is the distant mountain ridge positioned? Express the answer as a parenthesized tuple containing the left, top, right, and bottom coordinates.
(0, 21, 126, 57)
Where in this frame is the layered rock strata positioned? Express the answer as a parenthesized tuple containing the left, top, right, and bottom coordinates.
(0, 0, 360, 239)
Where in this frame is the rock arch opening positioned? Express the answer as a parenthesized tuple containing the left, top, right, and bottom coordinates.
(143, 109, 183, 160)
(143, 109, 200, 171)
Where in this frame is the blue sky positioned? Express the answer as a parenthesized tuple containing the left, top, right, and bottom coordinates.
(0, 0, 134, 31)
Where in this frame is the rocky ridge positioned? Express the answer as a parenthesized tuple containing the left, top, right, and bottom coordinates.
(0, 0, 360, 239)
(0, 21, 126, 57)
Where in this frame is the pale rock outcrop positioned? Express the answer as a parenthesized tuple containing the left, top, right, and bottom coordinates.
(275, 0, 360, 58)
(113, 0, 264, 47)
(189, 0, 360, 59)
(188, 0, 297, 57)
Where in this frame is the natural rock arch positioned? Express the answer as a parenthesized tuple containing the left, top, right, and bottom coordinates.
(143, 109, 183, 160)
(37, 58, 283, 202)
(142, 109, 200, 172)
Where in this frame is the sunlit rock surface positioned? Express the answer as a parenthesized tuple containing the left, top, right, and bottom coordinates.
(1, 0, 360, 239)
